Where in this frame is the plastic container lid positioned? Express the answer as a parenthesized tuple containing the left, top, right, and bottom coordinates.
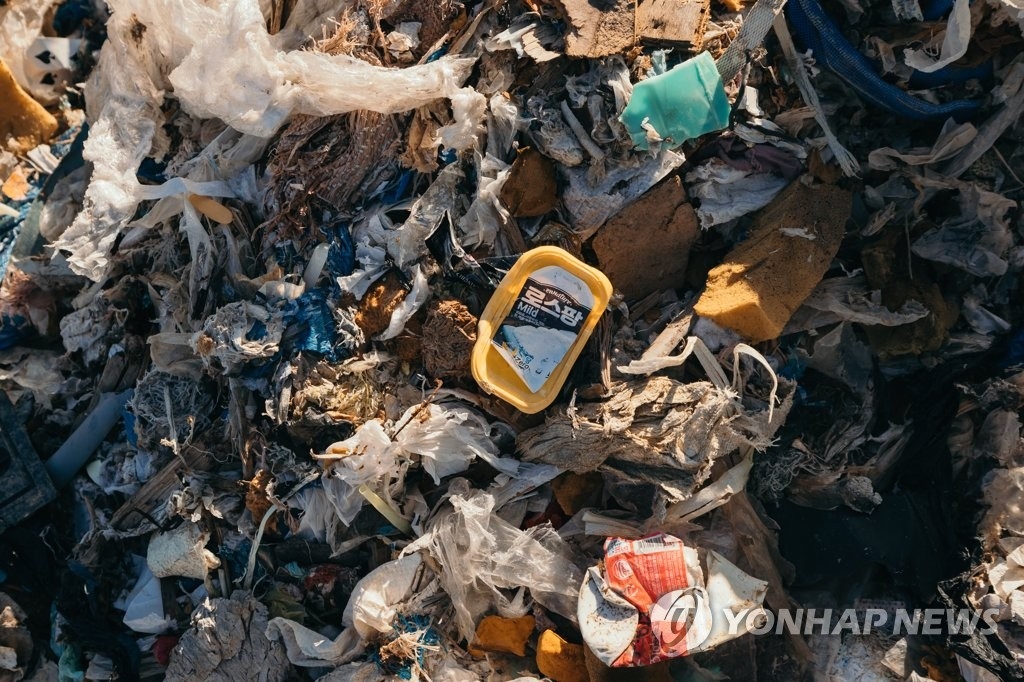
(472, 246, 612, 414)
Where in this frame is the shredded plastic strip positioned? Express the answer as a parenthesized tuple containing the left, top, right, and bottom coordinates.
(731, 343, 780, 423)
(664, 451, 755, 523)
(772, 15, 860, 177)
(358, 484, 414, 535)
(242, 470, 320, 589)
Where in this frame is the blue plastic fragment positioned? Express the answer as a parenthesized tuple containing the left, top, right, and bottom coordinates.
(274, 241, 300, 271)
(247, 320, 268, 341)
(380, 170, 414, 204)
(284, 288, 338, 358)
(122, 407, 138, 447)
(321, 223, 356, 278)
(0, 315, 32, 351)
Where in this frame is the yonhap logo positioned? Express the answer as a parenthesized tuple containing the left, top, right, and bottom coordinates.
(650, 587, 713, 653)
(715, 607, 1000, 638)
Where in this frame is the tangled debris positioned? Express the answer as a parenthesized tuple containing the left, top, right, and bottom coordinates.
(0, 0, 1023, 680)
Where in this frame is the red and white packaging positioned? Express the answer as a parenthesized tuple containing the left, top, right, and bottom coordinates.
(579, 533, 767, 667)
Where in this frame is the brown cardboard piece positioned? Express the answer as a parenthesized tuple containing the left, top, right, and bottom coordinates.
(591, 175, 700, 301)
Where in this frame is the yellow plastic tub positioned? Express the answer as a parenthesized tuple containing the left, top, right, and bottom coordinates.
(472, 246, 612, 414)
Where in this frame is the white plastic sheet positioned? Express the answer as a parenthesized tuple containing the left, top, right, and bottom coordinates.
(904, 0, 972, 73)
(394, 403, 519, 483)
(406, 489, 583, 641)
(868, 119, 977, 171)
(378, 266, 430, 341)
(53, 0, 476, 282)
(165, 0, 476, 138)
(264, 619, 363, 668)
(317, 402, 518, 525)
(342, 553, 425, 639)
(684, 161, 789, 229)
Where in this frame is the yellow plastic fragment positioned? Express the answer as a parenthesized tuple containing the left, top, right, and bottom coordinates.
(188, 193, 234, 224)
(536, 630, 588, 682)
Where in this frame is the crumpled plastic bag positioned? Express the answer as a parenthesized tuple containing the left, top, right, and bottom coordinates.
(140, 0, 476, 139)
(868, 119, 977, 171)
(118, 560, 176, 634)
(264, 618, 363, 668)
(684, 160, 790, 229)
(191, 302, 284, 373)
(318, 402, 518, 525)
(266, 553, 426, 667)
(385, 165, 463, 270)
(436, 88, 487, 152)
(406, 487, 583, 642)
(320, 419, 401, 526)
(563, 150, 684, 238)
(783, 275, 931, 334)
(912, 181, 1015, 277)
(52, 0, 475, 282)
(457, 152, 512, 249)
(394, 403, 519, 483)
(342, 553, 425, 639)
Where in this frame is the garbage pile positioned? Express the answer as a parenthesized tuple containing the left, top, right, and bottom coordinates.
(1, 0, 1023, 679)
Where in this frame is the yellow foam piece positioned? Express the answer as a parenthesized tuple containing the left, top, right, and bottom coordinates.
(536, 630, 588, 682)
(694, 180, 851, 342)
(469, 615, 535, 657)
(0, 59, 57, 154)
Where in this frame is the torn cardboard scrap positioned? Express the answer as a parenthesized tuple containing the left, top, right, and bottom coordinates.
(591, 175, 700, 301)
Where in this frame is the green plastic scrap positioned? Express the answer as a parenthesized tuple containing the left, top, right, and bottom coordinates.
(620, 52, 731, 150)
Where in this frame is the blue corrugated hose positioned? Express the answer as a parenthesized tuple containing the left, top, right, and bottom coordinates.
(921, 0, 955, 21)
(785, 0, 984, 120)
